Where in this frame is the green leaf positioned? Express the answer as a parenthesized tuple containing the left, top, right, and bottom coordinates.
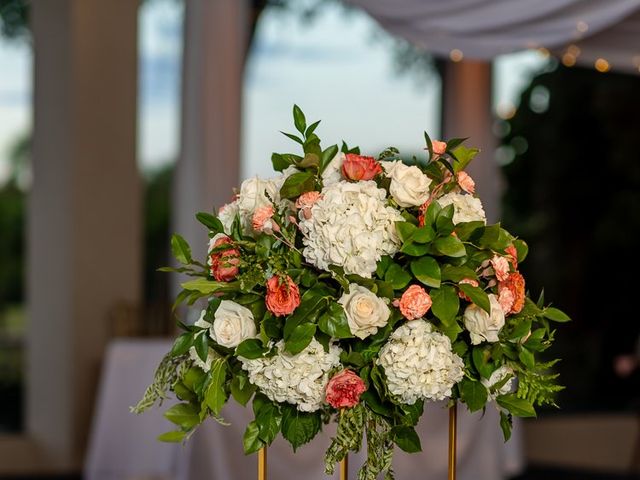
(204, 359, 227, 416)
(230, 374, 256, 406)
(452, 145, 479, 172)
(158, 430, 187, 443)
(424, 201, 442, 227)
(171, 234, 192, 265)
(285, 323, 317, 355)
(305, 120, 321, 137)
(271, 152, 292, 172)
(320, 144, 339, 171)
(235, 338, 268, 359)
(497, 394, 536, 418)
(513, 238, 529, 263)
(243, 421, 265, 454)
(454, 221, 485, 241)
(400, 241, 430, 256)
(412, 225, 436, 243)
(459, 284, 491, 313)
(424, 131, 434, 160)
(181, 278, 240, 294)
(543, 307, 571, 323)
(376, 256, 393, 279)
(194, 332, 209, 362)
(164, 403, 200, 429)
(195, 212, 224, 232)
(499, 411, 512, 441)
(441, 265, 477, 282)
(318, 302, 353, 339)
(434, 235, 466, 257)
(281, 405, 322, 451)
(281, 131, 304, 145)
(506, 317, 532, 341)
(279, 171, 316, 199)
(171, 332, 193, 356)
(472, 347, 494, 379)
(298, 152, 320, 168)
(293, 104, 307, 134)
(459, 379, 488, 412)
(395, 221, 417, 243)
(385, 263, 412, 290)
(391, 426, 422, 453)
(518, 347, 535, 369)
(431, 286, 459, 326)
(256, 402, 282, 444)
(410, 257, 441, 288)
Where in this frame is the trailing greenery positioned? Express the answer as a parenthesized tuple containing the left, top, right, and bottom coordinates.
(131, 352, 190, 414)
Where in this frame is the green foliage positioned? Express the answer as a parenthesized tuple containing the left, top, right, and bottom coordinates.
(517, 360, 565, 408)
(325, 404, 366, 475)
(131, 353, 190, 414)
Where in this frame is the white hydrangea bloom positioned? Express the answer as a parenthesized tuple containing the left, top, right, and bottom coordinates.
(378, 320, 464, 404)
(240, 338, 342, 412)
(437, 192, 486, 224)
(481, 365, 516, 400)
(298, 180, 404, 277)
(189, 343, 219, 371)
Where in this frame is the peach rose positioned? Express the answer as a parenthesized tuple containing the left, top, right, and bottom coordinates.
(325, 369, 367, 409)
(265, 275, 300, 317)
(490, 255, 510, 282)
(432, 140, 447, 156)
(498, 271, 526, 314)
(396, 285, 432, 320)
(252, 205, 277, 233)
(295, 191, 322, 220)
(457, 171, 476, 194)
(458, 277, 479, 301)
(209, 235, 240, 282)
(341, 154, 383, 181)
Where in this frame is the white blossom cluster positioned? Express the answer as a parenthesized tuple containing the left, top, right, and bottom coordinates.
(436, 192, 486, 224)
(239, 338, 342, 412)
(298, 180, 403, 277)
(378, 320, 464, 404)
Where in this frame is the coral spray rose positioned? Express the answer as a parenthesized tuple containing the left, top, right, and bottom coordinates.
(252, 205, 277, 234)
(456, 171, 476, 194)
(325, 369, 367, 409)
(209, 234, 240, 282)
(498, 271, 526, 314)
(505, 245, 519, 268)
(341, 154, 383, 181)
(429, 140, 447, 159)
(490, 255, 511, 282)
(265, 275, 300, 316)
(395, 285, 432, 320)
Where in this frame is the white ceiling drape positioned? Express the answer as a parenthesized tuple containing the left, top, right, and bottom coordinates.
(344, 0, 640, 72)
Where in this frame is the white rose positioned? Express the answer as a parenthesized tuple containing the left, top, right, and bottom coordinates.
(210, 300, 257, 348)
(237, 177, 279, 233)
(338, 284, 390, 339)
(437, 192, 486, 224)
(321, 152, 345, 186)
(481, 365, 516, 400)
(218, 200, 239, 235)
(382, 160, 432, 207)
(463, 294, 505, 345)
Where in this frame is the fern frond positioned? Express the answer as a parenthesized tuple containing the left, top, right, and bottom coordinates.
(324, 403, 365, 475)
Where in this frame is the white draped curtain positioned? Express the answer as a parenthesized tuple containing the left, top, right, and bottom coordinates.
(345, 0, 640, 72)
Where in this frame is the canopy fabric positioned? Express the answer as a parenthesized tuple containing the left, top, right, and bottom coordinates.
(345, 0, 640, 72)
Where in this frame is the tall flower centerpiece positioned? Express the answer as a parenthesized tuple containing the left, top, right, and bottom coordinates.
(134, 106, 569, 479)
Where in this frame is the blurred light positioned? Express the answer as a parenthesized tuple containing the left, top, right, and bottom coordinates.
(567, 44, 581, 56)
(529, 85, 550, 113)
(576, 21, 589, 33)
(562, 53, 576, 67)
(511, 136, 529, 155)
(537, 47, 550, 58)
(449, 49, 464, 62)
(496, 102, 516, 119)
(495, 145, 516, 166)
(492, 120, 511, 138)
(595, 58, 610, 72)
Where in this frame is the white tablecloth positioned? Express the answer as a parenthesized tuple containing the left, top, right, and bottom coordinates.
(85, 339, 524, 480)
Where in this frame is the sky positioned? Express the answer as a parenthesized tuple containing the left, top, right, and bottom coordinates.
(0, 0, 547, 185)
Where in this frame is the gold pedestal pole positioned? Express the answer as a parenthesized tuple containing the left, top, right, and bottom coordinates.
(340, 453, 348, 480)
(258, 446, 267, 480)
(448, 403, 457, 480)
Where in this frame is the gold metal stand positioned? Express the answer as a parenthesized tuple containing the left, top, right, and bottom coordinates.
(448, 403, 457, 480)
(340, 453, 348, 480)
(258, 446, 267, 480)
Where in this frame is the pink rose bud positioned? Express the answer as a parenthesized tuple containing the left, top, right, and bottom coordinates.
(457, 171, 476, 194)
(490, 255, 511, 282)
(252, 205, 277, 234)
(209, 235, 240, 282)
(341, 154, 383, 181)
(265, 275, 300, 317)
(325, 369, 367, 409)
(505, 245, 518, 268)
(458, 277, 479, 301)
(432, 140, 447, 156)
(397, 285, 432, 320)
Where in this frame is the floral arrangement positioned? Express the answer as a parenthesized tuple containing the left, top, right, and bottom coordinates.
(133, 106, 569, 479)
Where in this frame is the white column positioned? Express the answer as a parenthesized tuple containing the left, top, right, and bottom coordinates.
(442, 60, 502, 222)
(28, 0, 140, 469)
(174, 0, 249, 265)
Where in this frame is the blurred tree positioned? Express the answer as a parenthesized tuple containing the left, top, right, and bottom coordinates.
(500, 64, 640, 411)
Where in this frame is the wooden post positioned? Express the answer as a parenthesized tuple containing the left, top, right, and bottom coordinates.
(340, 453, 348, 480)
(448, 403, 458, 480)
(258, 446, 267, 480)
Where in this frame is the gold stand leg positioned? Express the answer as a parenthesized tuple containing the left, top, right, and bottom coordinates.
(448, 403, 457, 480)
(340, 453, 348, 480)
(258, 446, 267, 480)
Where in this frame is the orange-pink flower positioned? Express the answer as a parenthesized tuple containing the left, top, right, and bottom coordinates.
(396, 285, 432, 320)
(325, 369, 367, 409)
(505, 245, 519, 269)
(431, 140, 448, 158)
(498, 272, 526, 314)
(295, 191, 322, 220)
(252, 205, 276, 233)
(209, 235, 240, 282)
(491, 255, 510, 282)
(341, 154, 383, 181)
(457, 171, 476, 194)
(265, 275, 300, 317)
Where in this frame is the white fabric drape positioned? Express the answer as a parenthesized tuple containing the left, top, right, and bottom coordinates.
(344, 0, 640, 72)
